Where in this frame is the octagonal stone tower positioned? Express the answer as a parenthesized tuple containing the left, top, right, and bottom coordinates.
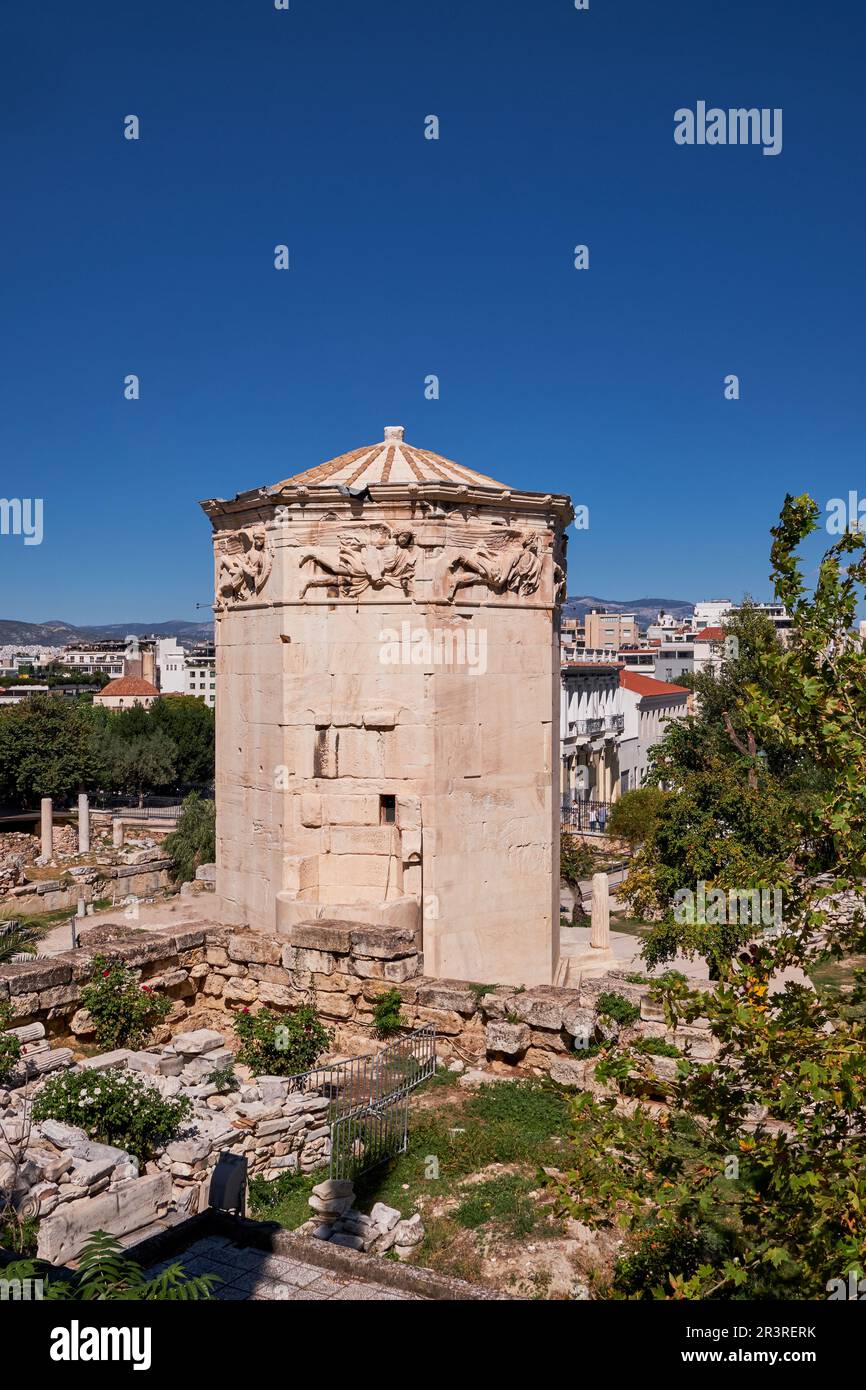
(201, 427, 573, 987)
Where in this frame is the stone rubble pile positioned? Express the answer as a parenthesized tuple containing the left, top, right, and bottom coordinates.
(0, 833, 40, 893)
(2, 1022, 74, 1086)
(0, 1026, 334, 1264)
(299, 1178, 425, 1261)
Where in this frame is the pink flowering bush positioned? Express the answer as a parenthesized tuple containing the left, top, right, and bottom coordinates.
(80, 954, 171, 1050)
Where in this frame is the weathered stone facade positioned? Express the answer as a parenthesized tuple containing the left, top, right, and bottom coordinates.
(0, 922, 714, 1074)
(201, 427, 573, 986)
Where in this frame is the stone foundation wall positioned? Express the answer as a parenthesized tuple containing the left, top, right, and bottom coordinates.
(0, 920, 714, 1077)
(1, 860, 174, 918)
(1, 920, 717, 1266)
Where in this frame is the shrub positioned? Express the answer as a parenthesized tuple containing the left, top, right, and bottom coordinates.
(80, 955, 171, 1051)
(612, 1223, 721, 1299)
(32, 1068, 191, 1162)
(3, 1230, 217, 1300)
(233, 1005, 331, 1077)
(633, 1036, 681, 1058)
(596, 991, 640, 1026)
(205, 1062, 239, 1093)
(560, 830, 595, 886)
(606, 786, 668, 845)
(372, 988, 406, 1038)
(0, 1000, 22, 1083)
(163, 792, 215, 884)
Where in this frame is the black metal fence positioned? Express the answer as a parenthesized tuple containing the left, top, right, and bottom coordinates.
(562, 799, 613, 831)
(280, 1025, 437, 1181)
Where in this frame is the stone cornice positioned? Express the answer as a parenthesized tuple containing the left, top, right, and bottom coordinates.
(200, 482, 574, 528)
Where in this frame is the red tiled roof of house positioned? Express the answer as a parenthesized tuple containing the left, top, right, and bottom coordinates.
(95, 677, 160, 698)
(694, 626, 725, 641)
(619, 670, 690, 697)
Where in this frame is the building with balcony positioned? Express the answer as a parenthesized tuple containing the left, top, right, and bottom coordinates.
(561, 664, 691, 809)
(560, 662, 624, 807)
(62, 640, 129, 678)
(184, 643, 216, 708)
(617, 670, 690, 792)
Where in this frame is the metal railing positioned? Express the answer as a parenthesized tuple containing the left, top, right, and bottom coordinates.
(279, 1026, 437, 1180)
(562, 799, 613, 830)
(566, 714, 624, 737)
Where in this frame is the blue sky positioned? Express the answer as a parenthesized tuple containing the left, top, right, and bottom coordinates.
(1, 0, 864, 623)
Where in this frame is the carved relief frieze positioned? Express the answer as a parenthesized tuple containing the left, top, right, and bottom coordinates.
(215, 525, 273, 612)
(299, 524, 417, 599)
(446, 528, 542, 602)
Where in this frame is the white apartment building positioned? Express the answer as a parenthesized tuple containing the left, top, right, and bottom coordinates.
(560, 663, 624, 806)
(692, 599, 733, 629)
(156, 637, 187, 694)
(561, 665, 691, 806)
(729, 601, 793, 642)
(184, 645, 216, 708)
(617, 670, 690, 793)
(62, 640, 128, 678)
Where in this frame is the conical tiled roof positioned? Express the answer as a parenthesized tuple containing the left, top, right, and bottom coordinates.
(273, 426, 509, 492)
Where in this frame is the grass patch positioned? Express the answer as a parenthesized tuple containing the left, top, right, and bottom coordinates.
(610, 918, 653, 938)
(454, 1172, 542, 1237)
(353, 1078, 571, 1217)
(247, 1167, 326, 1229)
(11, 908, 72, 931)
(248, 1076, 574, 1290)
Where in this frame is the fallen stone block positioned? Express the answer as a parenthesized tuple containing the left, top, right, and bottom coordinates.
(369, 1201, 402, 1232)
(170, 1028, 225, 1056)
(38, 1119, 89, 1149)
(36, 1172, 171, 1264)
(484, 1020, 531, 1057)
(79, 1049, 132, 1072)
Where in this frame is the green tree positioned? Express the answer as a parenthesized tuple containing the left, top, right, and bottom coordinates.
(0, 695, 101, 805)
(552, 496, 866, 1300)
(560, 828, 595, 886)
(149, 695, 214, 785)
(606, 786, 668, 845)
(100, 728, 177, 804)
(620, 602, 812, 969)
(162, 792, 215, 882)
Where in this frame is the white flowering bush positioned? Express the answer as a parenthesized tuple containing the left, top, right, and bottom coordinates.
(32, 1068, 191, 1162)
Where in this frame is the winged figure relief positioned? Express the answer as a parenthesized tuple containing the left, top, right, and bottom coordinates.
(215, 526, 273, 612)
(299, 525, 416, 598)
(447, 529, 542, 602)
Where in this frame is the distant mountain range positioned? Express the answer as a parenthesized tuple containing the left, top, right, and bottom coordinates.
(563, 595, 694, 628)
(0, 603, 691, 646)
(0, 618, 214, 646)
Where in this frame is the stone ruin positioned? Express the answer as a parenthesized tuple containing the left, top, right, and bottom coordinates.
(201, 425, 573, 988)
(1, 1026, 334, 1265)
